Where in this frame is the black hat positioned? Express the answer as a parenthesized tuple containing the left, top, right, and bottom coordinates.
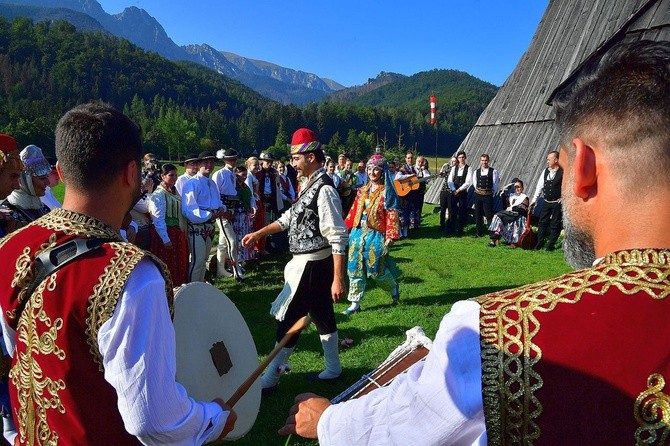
(218, 148, 239, 160)
(259, 151, 274, 161)
(182, 152, 200, 165)
(198, 151, 216, 161)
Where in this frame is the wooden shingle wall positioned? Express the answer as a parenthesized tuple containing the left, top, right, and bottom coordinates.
(449, 0, 670, 200)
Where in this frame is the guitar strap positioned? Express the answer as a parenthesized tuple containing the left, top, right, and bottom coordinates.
(17, 237, 112, 321)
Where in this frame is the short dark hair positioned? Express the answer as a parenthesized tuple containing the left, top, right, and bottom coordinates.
(548, 150, 559, 160)
(554, 40, 670, 181)
(55, 102, 142, 192)
(480, 154, 490, 160)
(312, 149, 326, 163)
(456, 151, 466, 158)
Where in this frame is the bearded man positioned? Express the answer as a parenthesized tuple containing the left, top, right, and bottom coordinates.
(278, 40, 670, 445)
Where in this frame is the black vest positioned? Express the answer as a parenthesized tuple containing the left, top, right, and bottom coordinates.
(287, 170, 333, 254)
(454, 165, 469, 189)
(476, 168, 494, 190)
(543, 167, 563, 201)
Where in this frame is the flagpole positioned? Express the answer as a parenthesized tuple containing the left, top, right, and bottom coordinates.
(430, 95, 437, 172)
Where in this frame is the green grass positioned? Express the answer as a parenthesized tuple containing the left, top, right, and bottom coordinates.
(212, 209, 570, 446)
(51, 177, 569, 445)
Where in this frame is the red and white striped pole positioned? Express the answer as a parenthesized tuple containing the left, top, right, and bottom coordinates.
(430, 96, 436, 125)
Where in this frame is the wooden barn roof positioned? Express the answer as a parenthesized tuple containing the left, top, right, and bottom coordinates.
(443, 0, 670, 200)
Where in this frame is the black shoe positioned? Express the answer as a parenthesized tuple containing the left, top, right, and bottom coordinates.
(546, 245, 555, 252)
(261, 385, 278, 397)
(306, 372, 341, 382)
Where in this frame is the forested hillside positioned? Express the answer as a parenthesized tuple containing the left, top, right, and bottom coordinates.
(0, 17, 490, 160)
(347, 69, 498, 138)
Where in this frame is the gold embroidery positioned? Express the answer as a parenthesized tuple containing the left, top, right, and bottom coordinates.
(635, 374, 670, 445)
(6, 208, 175, 442)
(85, 245, 175, 370)
(11, 273, 66, 446)
(36, 209, 121, 240)
(476, 249, 670, 445)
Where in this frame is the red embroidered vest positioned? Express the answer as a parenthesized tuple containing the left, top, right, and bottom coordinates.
(0, 209, 173, 445)
(344, 185, 400, 241)
(476, 249, 670, 445)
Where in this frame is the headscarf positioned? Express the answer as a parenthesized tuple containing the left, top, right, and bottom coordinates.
(366, 152, 400, 211)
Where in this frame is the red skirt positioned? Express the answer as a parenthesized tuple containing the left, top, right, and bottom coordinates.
(149, 226, 189, 286)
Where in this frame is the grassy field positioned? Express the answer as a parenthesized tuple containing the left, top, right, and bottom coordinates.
(51, 174, 569, 445)
(211, 208, 570, 445)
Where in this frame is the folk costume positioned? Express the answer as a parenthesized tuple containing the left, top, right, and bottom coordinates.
(394, 162, 415, 237)
(315, 249, 670, 445)
(438, 159, 456, 234)
(2, 145, 51, 227)
(0, 209, 229, 445)
(245, 169, 265, 255)
(256, 152, 284, 223)
(488, 192, 529, 247)
(175, 152, 200, 196)
(344, 153, 401, 314)
(531, 165, 563, 251)
(149, 183, 189, 286)
(447, 161, 472, 236)
(472, 164, 499, 237)
(260, 129, 348, 392)
(233, 175, 255, 263)
(212, 150, 243, 280)
(181, 156, 224, 283)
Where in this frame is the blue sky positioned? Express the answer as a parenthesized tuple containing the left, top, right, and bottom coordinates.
(97, 1, 549, 88)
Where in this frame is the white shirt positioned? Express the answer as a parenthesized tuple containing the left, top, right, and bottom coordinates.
(40, 187, 61, 210)
(175, 172, 194, 196)
(149, 188, 178, 244)
(212, 166, 237, 197)
(470, 167, 500, 194)
(0, 259, 228, 445)
(181, 173, 224, 224)
(531, 166, 561, 203)
(447, 165, 473, 193)
(317, 300, 486, 445)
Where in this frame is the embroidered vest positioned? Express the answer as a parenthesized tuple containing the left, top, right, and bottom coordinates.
(287, 171, 333, 254)
(476, 249, 670, 445)
(543, 167, 563, 201)
(476, 168, 494, 191)
(454, 165, 469, 189)
(0, 209, 173, 446)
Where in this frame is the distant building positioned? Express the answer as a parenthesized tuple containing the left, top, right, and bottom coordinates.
(451, 0, 670, 200)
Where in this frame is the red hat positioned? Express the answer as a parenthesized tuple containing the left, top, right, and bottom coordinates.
(290, 128, 322, 154)
(0, 133, 24, 171)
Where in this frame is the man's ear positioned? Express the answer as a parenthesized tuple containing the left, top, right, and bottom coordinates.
(124, 159, 140, 187)
(572, 138, 597, 199)
(55, 161, 64, 182)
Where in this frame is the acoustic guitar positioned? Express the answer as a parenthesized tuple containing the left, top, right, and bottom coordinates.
(393, 174, 430, 197)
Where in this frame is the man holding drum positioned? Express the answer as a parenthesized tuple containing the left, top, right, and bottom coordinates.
(0, 102, 235, 444)
(278, 41, 670, 444)
(242, 128, 348, 393)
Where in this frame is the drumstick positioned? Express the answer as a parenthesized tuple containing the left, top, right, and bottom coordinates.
(227, 315, 312, 407)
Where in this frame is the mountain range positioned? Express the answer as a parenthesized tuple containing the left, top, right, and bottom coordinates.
(0, 0, 348, 104)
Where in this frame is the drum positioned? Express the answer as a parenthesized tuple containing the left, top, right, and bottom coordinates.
(173, 282, 261, 440)
(331, 326, 432, 403)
